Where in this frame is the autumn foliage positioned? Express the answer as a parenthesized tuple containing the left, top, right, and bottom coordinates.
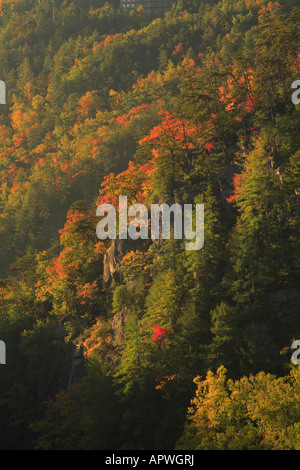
(0, 0, 299, 452)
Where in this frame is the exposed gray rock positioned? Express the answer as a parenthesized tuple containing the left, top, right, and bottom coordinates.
(103, 237, 149, 285)
(103, 239, 124, 284)
(67, 350, 85, 387)
(111, 308, 130, 346)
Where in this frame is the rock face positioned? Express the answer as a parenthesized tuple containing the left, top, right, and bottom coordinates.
(67, 344, 85, 388)
(53, 326, 85, 389)
(103, 237, 149, 285)
(111, 308, 130, 347)
(103, 239, 124, 285)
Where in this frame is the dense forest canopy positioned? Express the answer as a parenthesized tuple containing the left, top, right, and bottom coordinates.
(0, 0, 299, 450)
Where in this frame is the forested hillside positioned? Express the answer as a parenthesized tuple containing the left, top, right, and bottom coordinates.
(0, 0, 299, 450)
